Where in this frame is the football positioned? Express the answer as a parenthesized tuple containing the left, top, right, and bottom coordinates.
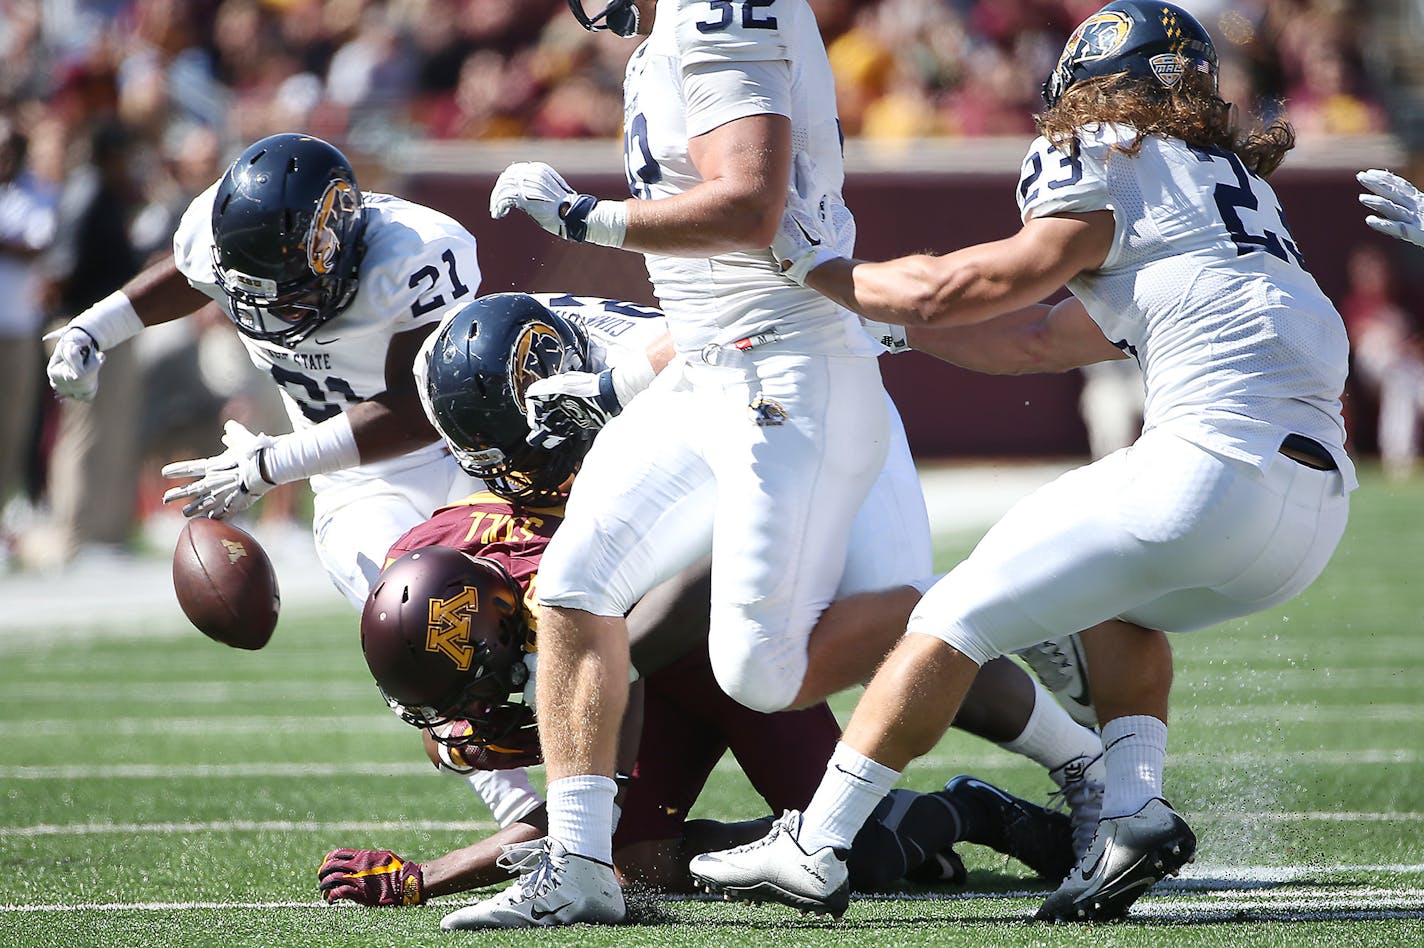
(172, 518, 281, 650)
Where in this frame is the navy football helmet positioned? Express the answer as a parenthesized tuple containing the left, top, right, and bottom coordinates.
(211, 133, 367, 347)
(567, 0, 640, 37)
(421, 293, 593, 506)
(361, 545, 533, 748)
(1042, 1, 1218, 107)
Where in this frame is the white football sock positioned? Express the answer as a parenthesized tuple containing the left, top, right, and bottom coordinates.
(799, 742, 901, 853)
(998, 679, 1104, 783)
(546, 774, 617, 864)
(1099, 715, 1167, 818)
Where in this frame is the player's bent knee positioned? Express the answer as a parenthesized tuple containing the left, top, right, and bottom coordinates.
(708, 648, 803, 714)
(905, 615, 1003, 667)
(537, 537, 637, 617)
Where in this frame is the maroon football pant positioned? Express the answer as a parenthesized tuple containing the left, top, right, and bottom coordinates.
(613, 644, 840, 849)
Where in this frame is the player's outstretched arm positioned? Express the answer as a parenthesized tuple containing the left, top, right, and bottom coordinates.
(318, 808, 548, 906)
(906, 297, 1127, 376)
(45, 256, 210, 401)
(803, 211, 1114, 330)
(1358, 169, 1424, 248)
(161, 325, 441, 519)
(340, 323, 446, 461)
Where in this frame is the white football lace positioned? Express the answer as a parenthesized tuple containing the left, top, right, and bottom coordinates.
(727, 811, 797, 855)
(1048, 754, 1105, 857)
(493, 839, 568, 903)
(495, 838, 545, 875)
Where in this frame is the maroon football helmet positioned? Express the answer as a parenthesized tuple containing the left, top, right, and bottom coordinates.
(360, 546, 532, 748)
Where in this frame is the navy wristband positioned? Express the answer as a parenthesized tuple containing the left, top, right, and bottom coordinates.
(596, 369, 622, 414)
(561, 193, 598, 243)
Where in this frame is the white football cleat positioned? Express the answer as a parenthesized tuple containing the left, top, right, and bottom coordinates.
(439, 837, 624, 930)
(689, 810, 849, 917)
(1015, 634, 1097, 727)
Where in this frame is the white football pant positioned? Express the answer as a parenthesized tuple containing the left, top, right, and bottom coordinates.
(909, 427, 1350, 663)
(312, 450, 484, 608)
(539, 352, 914, 713)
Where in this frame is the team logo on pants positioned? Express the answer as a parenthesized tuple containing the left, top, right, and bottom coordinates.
(749, 393, 788, 427)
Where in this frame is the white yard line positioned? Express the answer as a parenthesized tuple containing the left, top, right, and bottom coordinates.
(0, 901, 324, 912)
(6, 880, 1424, 915)
(0, 715, 394, 736)
(0, 762, 435, 779)
(1, 747, 1419, 780)
(3, 816, 1421, 840)
(0, 818, 496, 837)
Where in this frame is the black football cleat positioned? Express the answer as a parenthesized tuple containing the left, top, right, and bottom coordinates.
(1035, 798, 1196, 922)
(903, 845, 967, 886)
(936, 775, 1075, 883)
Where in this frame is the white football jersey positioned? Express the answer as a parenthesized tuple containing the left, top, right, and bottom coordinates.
(1017, 124, 1356, 489)
(532, 292, 667, 372)
(173, 183, 483, 487)
(623, 0, 878, 357)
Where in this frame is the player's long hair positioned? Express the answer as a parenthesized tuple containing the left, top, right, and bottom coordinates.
(1036, 71, 1294, 177)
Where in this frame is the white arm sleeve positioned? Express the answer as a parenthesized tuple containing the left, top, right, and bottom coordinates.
(460, 767, 545, 829)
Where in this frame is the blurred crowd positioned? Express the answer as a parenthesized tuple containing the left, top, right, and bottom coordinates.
(0, 0, 1390, 150)
(0, 0, 1412, 570)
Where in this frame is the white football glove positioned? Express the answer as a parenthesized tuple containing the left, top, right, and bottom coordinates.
(44, 327, 105, 401)
(772, 204, 845, 286)
(523, 370, 620, 449)
(161, 420, 276, 519)
(490, 161, 599, 242)
(1358, 169, 1424, 249)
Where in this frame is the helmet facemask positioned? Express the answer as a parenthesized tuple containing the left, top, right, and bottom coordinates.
(567, 0, 640, 38)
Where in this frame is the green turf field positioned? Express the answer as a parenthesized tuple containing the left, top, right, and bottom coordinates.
(2, 466, 1422, 946)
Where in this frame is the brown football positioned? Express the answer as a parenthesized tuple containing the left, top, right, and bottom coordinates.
(172, 518, 281, 650)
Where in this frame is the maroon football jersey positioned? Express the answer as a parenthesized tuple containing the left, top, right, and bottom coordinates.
(383, 490, 565, 612)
